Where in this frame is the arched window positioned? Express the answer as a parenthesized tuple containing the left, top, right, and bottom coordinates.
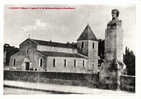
(39, 58, 43, 67)
(13, 59, 16, 66)
(64, 59, 66, 67)
(74, 59, 76, 68)
(93, 43, 94, 48)
(53, 58, 55, 67)
(83, 60, 85, 67)
(81, 42, 84, 49)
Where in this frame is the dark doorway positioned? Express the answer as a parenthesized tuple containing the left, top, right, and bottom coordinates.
(25, 62, 30, 70)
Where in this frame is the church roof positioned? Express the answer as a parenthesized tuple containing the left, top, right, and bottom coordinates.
(29, 39, 77, 49)
(39, 51, 87, 59)
(77, 24, 97, 41)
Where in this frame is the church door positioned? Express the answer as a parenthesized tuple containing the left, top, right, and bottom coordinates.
(25, 62, 30, 70)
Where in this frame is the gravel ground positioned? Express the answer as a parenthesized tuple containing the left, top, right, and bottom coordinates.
(4, 80, 134, 95)
(4, 87, 52, 95)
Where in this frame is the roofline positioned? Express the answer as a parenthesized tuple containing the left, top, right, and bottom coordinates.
(19, 38, 38, 47)
(38, 51, 88, 59)
(31, 38, 74, 45)
(30, 38, 77, 49)
(77, 39, 99, 41)
(77, 25, 98, 41)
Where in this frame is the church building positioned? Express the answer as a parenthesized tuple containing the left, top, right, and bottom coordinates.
(9, 25, 99, 74)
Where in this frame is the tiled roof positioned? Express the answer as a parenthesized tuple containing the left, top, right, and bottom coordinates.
(77, 24, 97, 41)
(39, 51, 87, 59)
(30, 39, 77, 49)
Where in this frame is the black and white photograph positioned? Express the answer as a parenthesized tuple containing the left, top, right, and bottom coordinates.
(3, 4, 136, 95)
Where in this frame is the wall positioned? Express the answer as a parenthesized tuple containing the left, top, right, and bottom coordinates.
(9, 51, 25, 70)
(10, 50, 46, 71)
(37, 45, 77, 54)
(9, 40, 46, 71)
(46, 56, 88, 73)
(4, 71, 135, 92)
(88, 40, 98, 73)
(120, 75, 135, 92)
(4, 71, 99, 88)
(77, 40, 99, 73)
(77, 40, 88, 56)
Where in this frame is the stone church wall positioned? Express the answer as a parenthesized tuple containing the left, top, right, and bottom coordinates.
(9, 41, 47, 71)
(77, 40, 98, 74)
(88, 40, 98, 73)
(77, 40, 88, 56)
(46, 56, 88, 73)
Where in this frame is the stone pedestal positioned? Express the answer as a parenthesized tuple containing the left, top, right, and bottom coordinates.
(99, 59, 124, 89)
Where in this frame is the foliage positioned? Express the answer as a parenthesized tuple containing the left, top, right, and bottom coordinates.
(98, 39, 105, 66)
(123, 47, 135, 76)
(98, 39, 105, 59)
(4, 43, 19, 65)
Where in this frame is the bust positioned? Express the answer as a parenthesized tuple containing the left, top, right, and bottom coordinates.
(112, 9, 119, 20)
(107, 9, 122, 29)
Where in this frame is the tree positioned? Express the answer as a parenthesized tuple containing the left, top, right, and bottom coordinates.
(4, 43, 19, 66)
(98, 39, 105, 59)
(98, 39, 105, 67)
(123, 47, 135, 76)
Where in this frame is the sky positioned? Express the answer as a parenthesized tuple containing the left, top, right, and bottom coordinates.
(4, 4, 136, 53)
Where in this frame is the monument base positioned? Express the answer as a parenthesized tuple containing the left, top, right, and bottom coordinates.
(99, 59, 126, 90)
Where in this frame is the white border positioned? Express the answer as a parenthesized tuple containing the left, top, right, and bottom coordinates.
(0, 0, 140, 99)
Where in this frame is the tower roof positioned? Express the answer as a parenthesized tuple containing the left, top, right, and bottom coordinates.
(77, 24, 97, 41)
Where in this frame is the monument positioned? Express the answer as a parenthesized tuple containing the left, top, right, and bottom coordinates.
(99, 9, 126, 89)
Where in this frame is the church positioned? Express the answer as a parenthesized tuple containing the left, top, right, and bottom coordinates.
(9, 24, 99, 74)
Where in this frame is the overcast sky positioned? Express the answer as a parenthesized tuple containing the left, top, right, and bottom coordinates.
(4, 4, 136, 53)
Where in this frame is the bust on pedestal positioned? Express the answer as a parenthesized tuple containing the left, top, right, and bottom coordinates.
(99, 9, 126, 89)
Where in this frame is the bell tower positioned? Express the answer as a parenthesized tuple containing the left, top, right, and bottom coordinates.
(77, 24, 99, 74)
